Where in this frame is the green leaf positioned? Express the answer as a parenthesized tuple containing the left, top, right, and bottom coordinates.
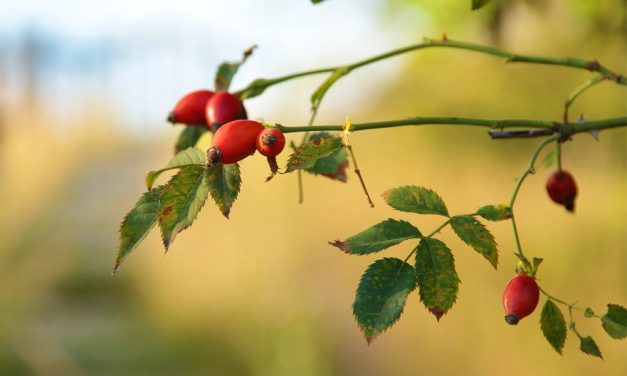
(158, 166, 210, 250)
(237, 78, 271, 101)
(584, 307, 595, 318)
(471, 0, 492, 10)
(353, 258, 417, 344)
(311, 67, 349, 110)
(304, 132, 349, 182)
(579, 336, 603, 359)
(601, 304, 627, 339)
(206, 163, 241, 219)
(540, 299, 568, 354)
(476, 204, 511, 221)
(146, 147, 207, 190)
(414, 238, 460, 320)
(450, 215, 498, 269)
(382, 186, 449, 217)
(330, 219, 421, 255)
(285, 135, 343, 173)
(174, 126, 208, 154)
(214, 45, 256, 92)
(542, 146, 558, 168)
(115, 187, 165, 272)
(311, 0, 325, 4)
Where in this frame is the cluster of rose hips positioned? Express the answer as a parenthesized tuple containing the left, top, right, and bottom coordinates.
(168, 90, 286, 165)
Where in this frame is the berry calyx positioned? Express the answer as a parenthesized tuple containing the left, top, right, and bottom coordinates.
(546, 170, 578, 212)
(207, 120, 264, 165)
(167, 90, 213, 126)
(205, 91, 248, 132)
(256, 128, 286, 157)
(503, 273, 540, 325)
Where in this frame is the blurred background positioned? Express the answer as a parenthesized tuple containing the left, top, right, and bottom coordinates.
(0, 0, 625, 374)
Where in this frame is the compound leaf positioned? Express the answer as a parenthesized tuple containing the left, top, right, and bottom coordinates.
(414, 238, 460, 320)
(158, 166, 209, 250)
(330, 219, 421, 255)
(382, 186, 449, 217)
(146, 147, 207, 190)
(353, 258, 417, 344)
(450, 215, 498, 268)
(540, 299, 567, 354)
(206, 163, 241, 219)
(115, 187, 165, 272)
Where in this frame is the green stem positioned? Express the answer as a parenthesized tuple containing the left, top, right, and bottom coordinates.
(563, 75, 607, 123)
(556, 141, 562, 172)
(539, 286, 600, 318)
(425, 218, 452, 238)
(274, 116, 627, 134)
(236, 37, 626, 98)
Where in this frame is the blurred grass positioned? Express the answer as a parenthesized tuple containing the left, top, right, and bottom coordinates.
(1, 1, 626, 375)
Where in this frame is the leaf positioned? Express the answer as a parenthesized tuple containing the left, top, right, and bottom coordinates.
(540, 299, 567, 354)
(601, 304, 627, 339)
(304, 132, 349, 182)
(450, 215, 498, 268)
(311, 0, 325, 4)
(206, 163, 241, 219)
(158, 166, 210, 250)
(414, 238, 460, 320)
(476, 204, 511, 221)
(542, 146, 558, 168)
(311, 67, 349, 110)
(579, 336, 603, 359)
(174, 126, 208, 155)
(237, 78, 271, 101)
(285, 135, 343, 173)
(330, 219, 421, 255)
(353, 258, 417, 344)
(214, 45, 256, 92)
(146, 147, 207, 190)
(584, 307, 595, 318)
(382, 186, 449, 217)
(471, 0, 492, 10)
(115, 187, 165, 272)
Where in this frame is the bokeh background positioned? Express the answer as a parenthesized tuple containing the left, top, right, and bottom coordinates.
(1, 0, 625, 374)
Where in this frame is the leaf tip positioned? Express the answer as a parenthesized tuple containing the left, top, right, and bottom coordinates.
(430, 307, 445, 321)
(329, 240, 351, 253)
(112, 260, 122, 274)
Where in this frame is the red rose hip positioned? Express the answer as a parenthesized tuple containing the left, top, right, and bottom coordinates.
(546, 170, 578, 212)
(205, 91, 248, 132)
(503, 273, 540, 325)
(256, 128, 286, 157)
(167, 90, 213, 126)
(207, 120, 264, 165)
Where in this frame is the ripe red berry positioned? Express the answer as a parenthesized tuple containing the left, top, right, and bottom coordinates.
(205, 91, 248, 132)
(503, 274, 540, 325)
(256, 128, 286, 157)
(546, 170, 578, 212)
(207, 120, 264, 165)
(167, 90, 213, 126)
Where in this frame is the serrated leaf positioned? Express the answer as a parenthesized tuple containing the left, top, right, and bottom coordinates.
(579, 336, 603, 359)
(471, 0, 492, 10)
(414, 238, 460, 320)
(311, 68, 349, 110)
(174, 126, 208, 154)
(206, 163, 241, 219)
(158, 166, 209, 249)
(330, 219, 421, 255)
(382, 186, 449, 217)
(541, 299, 567, 354)
(115, 187, 165, 271)
(285, 136, 343, 173)
(304, 132, 349, 182)
(353, 258, 417, 344)
(146, 147, 207, 190)
(214, 45, 256, 92)
(601, 304, 627, 339)
(476, 204, 511, 221)
(450, 215, 498, 269)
